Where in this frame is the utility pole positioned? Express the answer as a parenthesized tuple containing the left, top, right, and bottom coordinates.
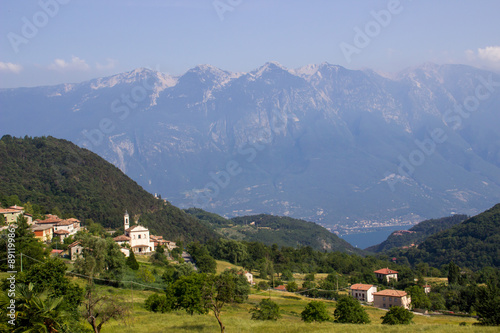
(20, 253, 23, 272)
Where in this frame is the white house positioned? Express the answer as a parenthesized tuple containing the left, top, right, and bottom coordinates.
(374, 268, 398, 282)
(350, 284, 377, 303)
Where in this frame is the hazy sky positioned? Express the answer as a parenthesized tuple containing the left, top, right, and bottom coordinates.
(1, 0, 499, 88)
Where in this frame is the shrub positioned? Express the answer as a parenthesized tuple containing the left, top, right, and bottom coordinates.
(144, 293, 171, 313)
(250, 299, 281, 321)
(333, 296, 370, 324)
(301, 301, 331, 323)
(381, 306, 414, 325)
(286, 281, 299, 292)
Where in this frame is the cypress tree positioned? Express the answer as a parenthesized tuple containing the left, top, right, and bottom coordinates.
(126, 250, 139, 270)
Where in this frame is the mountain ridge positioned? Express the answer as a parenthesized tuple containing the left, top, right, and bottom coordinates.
(1, 62, 500, 229)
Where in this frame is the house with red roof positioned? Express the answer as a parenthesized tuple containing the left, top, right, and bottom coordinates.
(372, 289, 411, 309)
(374, 268, 398, 282)
(350, 283, 377, 302)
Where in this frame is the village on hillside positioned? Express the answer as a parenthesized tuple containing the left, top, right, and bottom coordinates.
(0, 206, 177, 259)
(0, 204, 420, 312)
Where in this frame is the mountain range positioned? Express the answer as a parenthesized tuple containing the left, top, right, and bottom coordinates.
(1, 62, 500, 230)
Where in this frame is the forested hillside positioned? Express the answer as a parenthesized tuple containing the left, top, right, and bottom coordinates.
(185, 209, 361, 254)
(366, 214, 468, 252)
(0, 135, 217, 242)
(387, 204, 500, 270)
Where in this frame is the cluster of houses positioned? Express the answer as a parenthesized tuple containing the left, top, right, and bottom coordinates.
(2, 205, 427, 310)
(0, 205, 177, 260)
(349, 268, 430, 310)
(0, 205, 81, 242)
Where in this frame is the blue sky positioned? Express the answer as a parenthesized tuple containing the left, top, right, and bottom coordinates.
(0, 0, 499, 88)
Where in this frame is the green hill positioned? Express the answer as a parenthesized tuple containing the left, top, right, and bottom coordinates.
(366, 214, 468, 252)
(185, 208, 362, 254)
(387, 204, 500, 270)
(0, 135, 217, 242)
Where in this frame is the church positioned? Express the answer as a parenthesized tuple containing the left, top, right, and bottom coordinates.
(113, 211, 155, 254)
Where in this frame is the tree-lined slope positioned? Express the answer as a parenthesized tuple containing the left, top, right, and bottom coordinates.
(0, 135, 217, 242)
(388, 204, 500, 270)
(366, 214, 468, 252)
(186, 209, 361, 254)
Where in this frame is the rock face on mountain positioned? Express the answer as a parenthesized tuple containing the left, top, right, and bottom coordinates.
(1, 63, 500, 228)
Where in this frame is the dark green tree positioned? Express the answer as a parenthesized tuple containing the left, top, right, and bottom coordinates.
(448, 261, 460, 285)
(169, 273, 207, 315)
(250, 298, 281, 321)
(73, 235, 126, 281)
(381, 306, 414, 325)
(286, 281, 299, 292)
(144, 293, 172, 313)
(405, 285, 431, 310)
(301, 300, 331, 323)
(126, 250, 139, 270)
(196, 254, 217, 274)
(0, 216, 47, 271)
(475, 283, 500, 326)
(333, 296, 370, 324)
(162, 263, 196, 284)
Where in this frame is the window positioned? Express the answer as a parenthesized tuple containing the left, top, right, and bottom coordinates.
(389, 297, 392, 301)
(138, 234, 141, 239)
(383, 304, 386, 308)
(383, 297, 386, 301)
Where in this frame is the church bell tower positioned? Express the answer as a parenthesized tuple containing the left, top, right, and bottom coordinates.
(124, 211, 130, 231)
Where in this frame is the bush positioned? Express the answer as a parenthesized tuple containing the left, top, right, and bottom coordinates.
(333, 296, 370, 324)
(381, 306, 414, 325)
(257, 281, 270, 290)
(286, 281, 299, 292)
(250, 299, 281, 321)
(301, 301, 331, 323)
(144, 293, 171, 313)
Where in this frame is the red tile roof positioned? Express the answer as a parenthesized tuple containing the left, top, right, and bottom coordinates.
(373, 289, 407, 297)
(274, 285, 287, 291)
(374, 268, 398, 275)
(54, 230, 70, 234)
(350, 284, 375, 291)
(0, 208, 23, 214)
(68, 241, 82, 248)
(56, 220, 74, 226)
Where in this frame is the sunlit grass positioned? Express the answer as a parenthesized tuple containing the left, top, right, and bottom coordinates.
(101, 288, 494, 333)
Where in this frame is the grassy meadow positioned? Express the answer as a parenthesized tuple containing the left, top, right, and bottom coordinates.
(93, 260, 492, 333)
(5, 258, 495, 332)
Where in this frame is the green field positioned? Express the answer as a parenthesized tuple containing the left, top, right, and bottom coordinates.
(99, 288, 492, 333)
(67, 260, 492, 333)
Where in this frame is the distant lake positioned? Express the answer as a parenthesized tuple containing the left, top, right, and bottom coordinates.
(340, 225, 412, 250)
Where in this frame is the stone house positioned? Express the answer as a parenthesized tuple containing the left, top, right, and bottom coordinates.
(372, 289, 411, 309)
(68, 241, 84, 261)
